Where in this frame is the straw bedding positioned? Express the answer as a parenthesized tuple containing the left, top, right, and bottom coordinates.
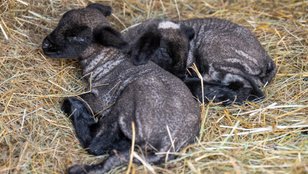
(0, 0, 307, 173)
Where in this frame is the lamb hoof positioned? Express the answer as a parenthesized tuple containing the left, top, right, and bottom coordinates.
(61, 97, 91, 119)
(61, 98, 76, 117)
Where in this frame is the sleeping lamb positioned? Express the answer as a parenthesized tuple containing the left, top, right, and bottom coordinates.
(42, 3, 200, 174)
(125, 18, 276, 105)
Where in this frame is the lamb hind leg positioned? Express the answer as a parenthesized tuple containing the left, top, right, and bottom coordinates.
(68, 145, 174, 174)
(68, 151, 132, 174)
(184, 77, 264, 105)
(62, 97, 96, 147)
(184, 78, 236, 105)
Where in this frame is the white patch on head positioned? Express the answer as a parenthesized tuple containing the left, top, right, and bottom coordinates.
(158, 21, 180, 29)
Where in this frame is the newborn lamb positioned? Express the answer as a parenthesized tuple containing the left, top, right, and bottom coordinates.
(125, 18, 276, 105)
(42, 3, 200, 174)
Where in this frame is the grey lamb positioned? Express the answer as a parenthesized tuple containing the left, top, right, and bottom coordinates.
(125, 18, 276, 105)
(42, 4, 200, 174)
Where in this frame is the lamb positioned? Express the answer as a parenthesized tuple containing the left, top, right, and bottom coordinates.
(42, 4, 200, 174)
(124, 18, 276, 105)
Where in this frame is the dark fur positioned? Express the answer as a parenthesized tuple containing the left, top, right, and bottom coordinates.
(125, 19, 195, 80)
(124, 18, 277, 105)
(42, 4, 200, 174)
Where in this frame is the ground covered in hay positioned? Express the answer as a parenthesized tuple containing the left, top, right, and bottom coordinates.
(1, 0, 307, 173)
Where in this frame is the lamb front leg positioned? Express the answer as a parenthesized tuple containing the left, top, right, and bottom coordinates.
(62, 97, 128, 156)
(62, 97, 96, 148)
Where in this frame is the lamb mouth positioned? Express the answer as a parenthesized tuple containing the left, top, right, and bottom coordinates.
(43, 50, 57, 55)
(43, 50, 62, 58)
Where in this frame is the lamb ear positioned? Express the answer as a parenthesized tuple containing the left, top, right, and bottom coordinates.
(129, 30, 161, 65)
(86, 3, 112, 17)
(180, 24, 195, 40)
(94, 27, 128, 49)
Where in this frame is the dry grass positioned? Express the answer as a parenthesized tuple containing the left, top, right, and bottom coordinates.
(1, 0, 308, 173)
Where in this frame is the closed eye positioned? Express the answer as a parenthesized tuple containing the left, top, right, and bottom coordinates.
(67, 36, 86, 42)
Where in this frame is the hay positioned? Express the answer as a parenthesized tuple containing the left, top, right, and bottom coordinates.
(1, 0, 307, 173)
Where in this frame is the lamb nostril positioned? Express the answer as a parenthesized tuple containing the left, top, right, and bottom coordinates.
(42, 42, 50, 49)
(42, 36, 55, 49)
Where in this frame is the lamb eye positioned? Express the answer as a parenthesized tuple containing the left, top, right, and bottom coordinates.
(68, 36, 85, 42)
